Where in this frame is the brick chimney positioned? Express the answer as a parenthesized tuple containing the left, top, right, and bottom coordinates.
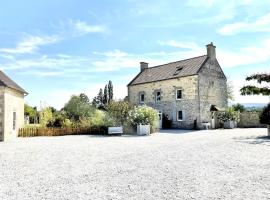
(140, 62, 148, 72)
(206, 42, 216, 60)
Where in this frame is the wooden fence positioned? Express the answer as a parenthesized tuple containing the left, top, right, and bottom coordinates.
(18, 127, 107, 137)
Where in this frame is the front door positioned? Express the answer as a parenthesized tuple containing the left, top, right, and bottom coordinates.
(158, 111, 162, 129)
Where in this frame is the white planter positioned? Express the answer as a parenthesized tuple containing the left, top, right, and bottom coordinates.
(224, 121, 235, 129)
(137, 124, 150, 136)
(108, 126, 123, 135)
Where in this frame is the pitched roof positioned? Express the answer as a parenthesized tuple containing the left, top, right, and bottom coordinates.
(0, 71, 28, 94)
(128, 55, 208, 86)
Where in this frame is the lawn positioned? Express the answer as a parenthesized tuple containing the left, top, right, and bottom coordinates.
(0, 128, 269, 200)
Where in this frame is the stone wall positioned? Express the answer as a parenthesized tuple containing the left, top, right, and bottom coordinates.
(0, 87, 4, 141)
(198, 59, 227, 127)
(3, 87, 25, 141)
(238, 111, 266, 128)
(128, 75, 200, 129)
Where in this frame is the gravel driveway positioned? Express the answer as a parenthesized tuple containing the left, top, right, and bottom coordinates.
(0, 128, 270, 200)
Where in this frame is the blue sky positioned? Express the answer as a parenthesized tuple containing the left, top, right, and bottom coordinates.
(0, 0, 269, 109)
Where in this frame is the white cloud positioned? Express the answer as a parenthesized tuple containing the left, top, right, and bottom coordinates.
(158, 40, 202, 51)
(218, 12, 270, 35)
(65, 19, 105, 36)
(218, 39, 270, 68)
(0, 35, 60, 54)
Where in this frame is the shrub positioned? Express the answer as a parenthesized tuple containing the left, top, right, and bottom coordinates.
(107, 100, 133, 126)
(90, 110, 116, 127)
(260, 103, 270, 125)
(217, 107, 240, 123)
(127, 105, 159, 128)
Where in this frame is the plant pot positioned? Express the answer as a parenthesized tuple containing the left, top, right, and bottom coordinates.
(137, 124, 150, 136)
(224, 121, 235, 129)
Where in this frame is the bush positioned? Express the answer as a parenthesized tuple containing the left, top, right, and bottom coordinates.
(127, 105, 159, 128)
(107, 100, 133, 126)
(260, 103, 270, 125)
(217, 107, 240, 123)
(90, 110, 116, 127)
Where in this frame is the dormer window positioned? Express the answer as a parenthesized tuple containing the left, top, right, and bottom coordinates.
(173, 66, 183, 75)
(155, 91, 161, 102)
(176, 89, 182, 100)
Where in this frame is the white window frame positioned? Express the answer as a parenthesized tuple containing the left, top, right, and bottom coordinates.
(139, 93, 145, 103)
(176, 89, 182, 100)
(177, 110, 184, 121)
(155, 91, 161, 102)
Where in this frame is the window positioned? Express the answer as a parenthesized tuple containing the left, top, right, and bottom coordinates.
(13, 112, 16, 130)
(155, 91, 161, 102)
(140, 93, 145, 103)
(173, 66, 183, 75)
(177, 111, 183, 121)
(176, 89, 182, 100)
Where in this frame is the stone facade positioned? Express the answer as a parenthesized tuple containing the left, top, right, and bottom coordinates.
(128, 43, 227, 129)
(0, 87, 25, 141)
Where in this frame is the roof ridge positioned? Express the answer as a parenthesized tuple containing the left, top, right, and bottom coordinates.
(146, 54, 207, 70)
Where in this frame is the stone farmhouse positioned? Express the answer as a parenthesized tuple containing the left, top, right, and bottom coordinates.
(0, 71, 27, 141)
(128, 43, 227, 129)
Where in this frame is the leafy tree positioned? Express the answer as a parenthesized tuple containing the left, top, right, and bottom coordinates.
(24, 104, 38, 123)
(107, 100, 133, 125)
(103, 84, 108, 104)
(79, 93, 90, 103)
(64, 95, 94, 121)
(232, 103, 246, 113)
(108, 80, 113, 102)
(240, 73, 270, 95)
(97, 89, 104, 105)
(39, 107, 53, 127)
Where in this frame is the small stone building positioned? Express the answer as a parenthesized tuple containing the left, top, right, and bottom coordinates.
(128, 43, 227, 129)
(0, 71, 27, 141)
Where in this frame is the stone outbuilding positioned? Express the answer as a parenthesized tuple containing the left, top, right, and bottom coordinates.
(127, 43, 227, 129)
(0, 71, 27, 141)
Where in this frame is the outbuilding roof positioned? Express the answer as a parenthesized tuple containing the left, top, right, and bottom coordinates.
(128, 55, 208, 86)
(0, 71, 28, 94)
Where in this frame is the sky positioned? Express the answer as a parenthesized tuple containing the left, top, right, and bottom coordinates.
(0, 0, 269, 109)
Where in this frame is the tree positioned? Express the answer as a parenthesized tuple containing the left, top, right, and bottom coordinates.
(240, 73, 270, 96)
(108, 80, 113, 102)
(39, 107, 53, 127)
(97, 89, 103, 104)
(64, 95, 94, 121)
(79, 93, 90, 103)
(103, 84, 108, 104)
(24, 104, 38, 123)
(232, 103, 245, 113)
(259, 103, 270, 136)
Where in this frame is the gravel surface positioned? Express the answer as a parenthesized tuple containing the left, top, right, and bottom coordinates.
(0, 128, 270, 200)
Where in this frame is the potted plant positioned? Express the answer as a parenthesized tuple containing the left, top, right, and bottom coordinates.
(128, 106, 158, 135)
(259, 103, 270, 136)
